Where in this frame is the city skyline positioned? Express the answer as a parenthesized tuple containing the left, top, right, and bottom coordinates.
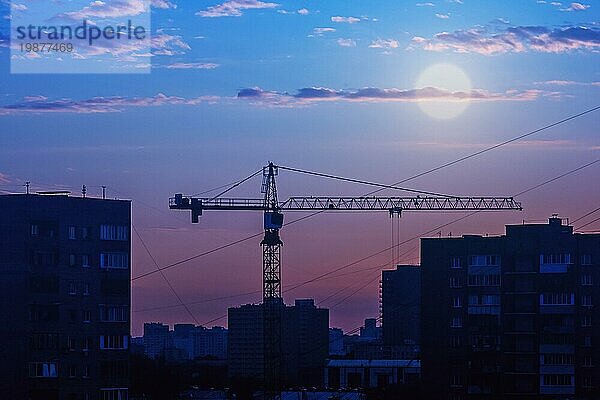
(1, 0, 599, 335)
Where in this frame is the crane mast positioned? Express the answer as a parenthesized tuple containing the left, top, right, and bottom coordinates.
(169, 162, 522, 399)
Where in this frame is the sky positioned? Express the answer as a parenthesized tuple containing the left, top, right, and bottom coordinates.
(0, 0, 599, 336)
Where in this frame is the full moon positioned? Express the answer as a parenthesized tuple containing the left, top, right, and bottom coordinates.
(415, 63, 472, 120)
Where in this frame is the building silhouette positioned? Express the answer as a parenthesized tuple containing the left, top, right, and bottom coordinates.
(227, 299, 329, 387)
(421, 217, 600, 399)
(0, 193, 131, 400)
(143, 322, 172, 359)
(381, 265, 420, 348)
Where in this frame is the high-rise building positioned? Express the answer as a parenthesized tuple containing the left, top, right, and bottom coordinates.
(421, 217, 600, 399)
(381, 265, 420, 347)
(143, 322, 171, 359)
(227, 299, 329, 387)
(0, 193, 131, 400)
(329, 328, 345, 356)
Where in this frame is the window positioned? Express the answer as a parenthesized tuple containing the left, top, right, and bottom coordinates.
(583, 355, 593, 367)
(450, 335, 462, 348)
(543, 354, 574, 365)
(451, 316, 462, 328)
(450, 256, 461, 269)
(468, 273, 500, 286)
(83, 310, 92, 323)
(100, 253, 129, 269)
(450, 375, 463, 386)
(69, 254, 76, 267)
(69, 365, 77, 378)
(542, 374, 572, 386)
(67, 336, 76, 350)
(100, 335, 128, 350)
(582, 315, 592, 327)
(100, 225, 129, 241)
(581, 274, 593, 286)
(99, 388, 128, 400)
(469, 294, 500, 305)
(69, 226, 76, 240)
(30, 334, 58, 350)
(449, 276, 462, 288)
(83, 282, 90, 296)
(541, 253, 572, 264)
(469, 255, 500, 266)
(452, 296, 462, 308)
(581, 254, 592, 265)
(31, 224, 39, 236)
(28, 362, 57, 378)
(68, 281, 77, 295)
(82, 254, 91, 268)
(82, 365, 90, 378)
(540, 292, 575, 305)
(584, 336, 592, 347)
(99, 305, 128, 322)
(582, 295, 593, 307)
(83, 336, 92, 351)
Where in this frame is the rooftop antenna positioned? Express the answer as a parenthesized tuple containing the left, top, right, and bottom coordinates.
(101, 185, 106, 199)
(25, 181, 30, 194)
(82, 185, 87, 198)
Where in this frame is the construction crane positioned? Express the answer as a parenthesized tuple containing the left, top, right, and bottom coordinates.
(169, 162, 522, 400)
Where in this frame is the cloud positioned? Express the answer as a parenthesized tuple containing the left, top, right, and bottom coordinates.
(11, 3, 27, 11)
(163, 62, 219, 69)
(297, 8, 309, 15)
(152, 0, 177, 9)
(435, 13, 450, 19)
(534, 79, 600, 86)
(410, 25, 600, 54)
(337, 38, 357, 47)
(236, 86, 560, 107)
(416, 2, 435, 6)
(196, 0, 278, 17)
(313, 27, 336, 35)
(331, 16, 361, 23)
(0, 93, 219, 116)
(369, 39, 399, 49)
(561, 2, 590, 11)
(54, 0, 149, 21)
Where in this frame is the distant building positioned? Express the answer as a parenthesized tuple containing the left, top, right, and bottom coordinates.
(359, 318, 381, 340)
(421, 217, 600, 399)
(0, 193, 131, 400)
(329, 328, 345, 356)
(381, 265, 420, 347)
(227, 299, 329, 387)
(143, 322, 171, 359)
(173, 323, 196, 360)
(196, 326, 228, 359)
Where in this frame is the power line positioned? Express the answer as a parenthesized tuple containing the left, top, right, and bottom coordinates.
(576, 215, 600, 231)
(365, 104, 600, 195)
(278, 165, 455, 198)
(131, 105, 599, 282)
(132, 225, 202, 326)
(513, 159, 599, 197)
(207, 169, 262, 200)
(571, 205, 600, 225)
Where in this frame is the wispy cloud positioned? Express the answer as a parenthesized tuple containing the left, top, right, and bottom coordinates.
(313, 27, 336, 36)
(561, 2, 590, 11)
(331, 16, 361, 23)
(416, 2, 435, 6)
(196, 0, 278, 17)
(152, 0, 177, 9)
(236, 86, 561, 107)
(162, 62, 219, 69)
(435, 13, 450, 19)
(534, 80, 600, 86)
(54, 0, 149, 21)
(410, 25, 600, 54)
(369, 39, 399, 49)
(337, 38, 357, 47)
(0, 93, 219, 115)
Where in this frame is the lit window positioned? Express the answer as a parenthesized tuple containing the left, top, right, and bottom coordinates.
(100, 225, 129, 241)
(28, 362, 57, 378)
(100, 253, 129, 269)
